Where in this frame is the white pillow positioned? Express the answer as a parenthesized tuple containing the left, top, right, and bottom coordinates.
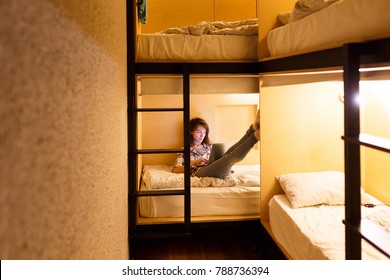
(276, 171, 370, 208)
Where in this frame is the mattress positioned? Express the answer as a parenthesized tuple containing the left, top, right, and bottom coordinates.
(269, 194, 389, 260)
(139, 185, 260, 218)
(139, 164, 260, 218)
(136, 34, 258, 61)
(267, 0, 390, 58)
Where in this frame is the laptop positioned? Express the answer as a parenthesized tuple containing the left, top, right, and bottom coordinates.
(208, 142, 234, 164)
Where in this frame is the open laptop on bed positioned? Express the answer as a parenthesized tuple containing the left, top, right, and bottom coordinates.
(208, 142, 235, 164)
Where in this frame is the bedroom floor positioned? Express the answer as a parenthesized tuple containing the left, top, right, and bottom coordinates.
(131, 221, 286, 260)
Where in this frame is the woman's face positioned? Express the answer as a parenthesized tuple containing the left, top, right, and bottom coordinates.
(191, 125, 207, 145)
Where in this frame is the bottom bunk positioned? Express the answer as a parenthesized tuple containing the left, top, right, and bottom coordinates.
(137, 164, 261, 224)
(133, 85, 261, 229)
(259, 65, 390, 259)
(266, 180, 389, 260)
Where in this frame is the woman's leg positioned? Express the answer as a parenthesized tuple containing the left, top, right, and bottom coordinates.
(224, 125, 255, 155)
(224, 109, 260, 155)
(195, 125, 258, 179)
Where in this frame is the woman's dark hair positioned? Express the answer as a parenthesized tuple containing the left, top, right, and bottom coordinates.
(189, 117, 211, 145)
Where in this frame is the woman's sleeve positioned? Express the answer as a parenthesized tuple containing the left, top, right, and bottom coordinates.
(173, 152, 184, 167)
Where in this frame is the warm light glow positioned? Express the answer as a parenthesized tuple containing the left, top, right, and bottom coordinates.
(360, 66, 390, 72)
(338, 92, 365, 107)
(361, 80, 390, 111)
(355, 93, 365, 107)
(260, 65, 390, 77)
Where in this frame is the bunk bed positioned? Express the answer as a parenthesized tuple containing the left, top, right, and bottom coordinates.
(137, 18, 258, 61)
(258, 0, 390, 260)
(128, 1, 261, 254)
(128, 0, 390, 260)
(138, 164, 260, 221)
(268, 172, 389, 259)
(266, 0, 390, 58)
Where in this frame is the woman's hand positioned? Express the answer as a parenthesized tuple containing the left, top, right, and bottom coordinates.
(191, 158, 208, 166)
(172, 158, 208, 174)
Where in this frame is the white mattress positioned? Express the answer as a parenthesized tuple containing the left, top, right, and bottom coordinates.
(136, 34, 258, 61)
(139, 185, 260, 218)
(141, 164, 260, 189)
(267, 0, 390, 58)
(139, 164, 260, 218)
(269, 194, 389, 260)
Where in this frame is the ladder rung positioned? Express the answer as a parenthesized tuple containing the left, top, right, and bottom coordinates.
(135, 189, 185, 197)
(342, 134, 390, 153)
(135, 148, 183, 154)
(136, 108, 184, 112)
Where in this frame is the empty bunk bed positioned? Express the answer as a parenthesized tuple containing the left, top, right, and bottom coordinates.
(136, 18, 258, 62)
(128, 0, 262, 250)
(258, 0, 390, 259)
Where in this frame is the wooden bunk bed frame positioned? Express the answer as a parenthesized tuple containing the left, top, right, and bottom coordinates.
(127, 2, 262, 259)
(259, 38, 390, 260)
(127, 0, 390, 259)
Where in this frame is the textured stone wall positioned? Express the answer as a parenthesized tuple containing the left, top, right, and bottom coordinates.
(0, 0, 128, 259)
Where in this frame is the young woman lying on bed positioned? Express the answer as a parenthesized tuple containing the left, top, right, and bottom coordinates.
(172, 111, 260, 179)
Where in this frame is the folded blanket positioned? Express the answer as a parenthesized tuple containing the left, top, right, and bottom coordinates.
(142, 164, 260, 189)
(160, 18, 258, 36)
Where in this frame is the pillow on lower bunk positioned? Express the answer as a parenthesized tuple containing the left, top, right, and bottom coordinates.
(276, 171, 370, 208)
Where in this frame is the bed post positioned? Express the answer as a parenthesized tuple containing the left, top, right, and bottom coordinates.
(343, 42, 362, 260)
(128, 0, 137, 259)
(183, 64, 191, 233)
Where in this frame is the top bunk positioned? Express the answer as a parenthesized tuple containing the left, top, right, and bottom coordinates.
(129, 0, 390, 75)
(136, 18, 259, 62)
(265, 0, 390, 58)
(134, 0, 258, 64)
(259, 0, 390, 73)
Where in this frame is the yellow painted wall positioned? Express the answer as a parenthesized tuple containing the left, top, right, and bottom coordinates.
(141, 0, 257, 33)
(215, 0, 257, 21)
(139, 93, 260, 166)
(0, 0, 127, 259)
(260, 78, 390, 219)
(141, 0, 214, 33)
(260, 81, 345, 220)
(258, 0, 296, 59)
(361, 81, 390, 205)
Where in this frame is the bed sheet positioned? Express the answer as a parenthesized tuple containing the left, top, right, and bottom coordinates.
(139, 164, 260, 218)
(267, 0, 390, 58)
(137, 34, 258, 61)
(139, 185, 260, 218)
(142, 164, 260, 189)
(269, 194, 389, 260)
